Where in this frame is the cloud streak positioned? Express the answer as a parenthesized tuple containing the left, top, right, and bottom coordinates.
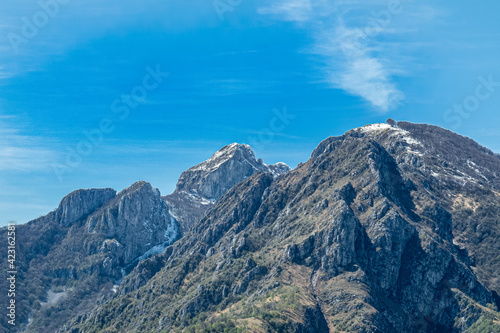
(317, 24, 404, 111)
(259, 0, 411, 111)
(258, 0, 313, 22)
(0, 116, 58, 172)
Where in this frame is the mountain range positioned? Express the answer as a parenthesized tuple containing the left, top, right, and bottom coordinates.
(1, 121, 500, 332)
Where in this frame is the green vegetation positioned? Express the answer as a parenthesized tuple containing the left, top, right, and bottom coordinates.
(467, 315, 500, 333)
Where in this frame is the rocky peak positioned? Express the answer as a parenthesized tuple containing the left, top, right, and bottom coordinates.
(175, 143, 289, 200)
(99, 181, 158, 210)
(55, 188, 116, 226)
(268, 161, 291, 176)
(1, 181, 180, 331)
(164, 143, 290, 233)
(184, 143, 258, 175)
(85, 181, 179, 264)
(8, 122, 500, 333)
(68, 122, 500, 332)
(337, 122, 500, 191)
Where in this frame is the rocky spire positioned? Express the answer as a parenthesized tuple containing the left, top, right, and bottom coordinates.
(164, 143, 290, 233)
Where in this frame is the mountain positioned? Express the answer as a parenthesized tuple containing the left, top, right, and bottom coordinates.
(57, 122, 500, 333)
(0, 144, 289, 333)
(2, 122, 500, 332)
(164, 143, 291, 233)
(0, 182, 180, 332)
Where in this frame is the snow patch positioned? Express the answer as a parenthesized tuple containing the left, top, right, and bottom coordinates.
(358, 123, 392, 133)
(467, 159, 489, 181)
(103, 239, 120, 247)
(199, 197, 215, 205)
(128, 215, 179, 269)
(136, 243, 167, 263)
(165, 215, 179, 244)
(357, 123, 423, 148)
(190, 143, 255, 173)
(430, 171, 440, 178)
(41, 288, 69, 307)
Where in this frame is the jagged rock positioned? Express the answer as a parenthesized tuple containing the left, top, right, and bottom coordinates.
(56, 188, 116, 226)
(164, 143, 290, 233)
(174, 143, 288, 200)
(0, 181, 179, 332)
(86, 181, 179, 264)
(4, 122, 500, 333)
(68, 123, 498, 333)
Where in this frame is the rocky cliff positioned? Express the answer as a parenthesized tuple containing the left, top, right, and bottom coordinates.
(86, 181, 178, 265)
(61, 122, 500, 332)
(56, 188, 117, 227)
(164, 143, 291, 233)
(0, 142, 290, 333)
(0, 182, 179, 332)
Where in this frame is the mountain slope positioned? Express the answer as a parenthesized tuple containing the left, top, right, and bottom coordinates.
(63, 122, 500, 332)
(0, 144, 289, 333)
(0, 182, 179, 332)
(163, 143, 290, 233)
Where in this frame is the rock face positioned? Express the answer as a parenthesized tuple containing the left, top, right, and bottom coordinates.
(0, 143, 290, 333)
(164, 143, 290, 233)
(56, 188, 117, 227)
(86, 181, 178, 264)
(3, 123, 500, 332)
(0, 182, 179, 333)
(63, 123, 500, 333)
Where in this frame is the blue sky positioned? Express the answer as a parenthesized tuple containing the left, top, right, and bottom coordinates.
(1, 0, 499, 226)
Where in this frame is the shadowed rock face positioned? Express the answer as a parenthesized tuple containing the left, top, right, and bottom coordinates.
(56, 188, 117, 227)
(0, 181, 179, 332)
(86, 181, 178, 265)
(3, 123, 500, 332)
(64, 123, 500, 333)
(164, 143, 290, 233)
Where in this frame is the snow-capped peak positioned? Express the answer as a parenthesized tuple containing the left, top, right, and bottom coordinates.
(358, 123, 392, 133)
(190, 143, 256, 173)
(356, 123, 422, 147)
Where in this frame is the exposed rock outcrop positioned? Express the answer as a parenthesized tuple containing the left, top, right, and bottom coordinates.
(0, 181, 179, 332)
(63, 123, 500, 333)
(4, 123, 500, 333)
(56, 188, 116, 226)
(86, 181, 178, 264)
(164, 143, 290, 233)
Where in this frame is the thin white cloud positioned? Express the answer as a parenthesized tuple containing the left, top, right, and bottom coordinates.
(317, 24, 404, 111)
(0, 0, 216, 80)
(258, 0, 313, 22)
(258, 0, 418, 112)
(0, 117, 59, 172)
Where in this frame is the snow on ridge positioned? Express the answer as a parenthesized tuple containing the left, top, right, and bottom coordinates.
(188, 143, 290, 178)
(265, 161, 291, 178)
(190, 143, 255, 173)
(357, 123, 423, 147)
(358, 123, 392, 133)
(184, 191, 216, 205)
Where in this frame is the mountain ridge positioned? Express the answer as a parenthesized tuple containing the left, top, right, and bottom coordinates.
(2, 121, 500, 332)
(0, 142, 289, 332)
(163, 142, 291, 233)
(60, 121, 500, 333)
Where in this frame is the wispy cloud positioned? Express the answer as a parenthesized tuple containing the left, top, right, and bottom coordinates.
(258, 0, 313, 22)
(0, 0, 216, 81)
(258, 0, 427, 112)
(316, 24, 404, 111)
(0, 116, 59, 172)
